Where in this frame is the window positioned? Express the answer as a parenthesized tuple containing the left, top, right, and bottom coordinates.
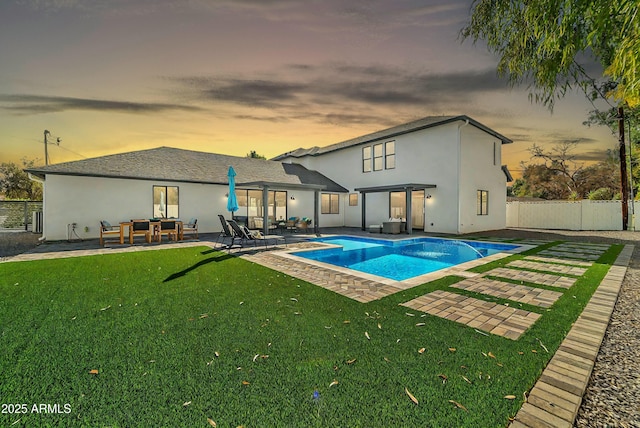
(235, 190, 288, 223)
(390, 191, 406, 219)
(349, 193, 358, 206)
(385, 141, 395, 169)
(362, 147, 372, 172)
(153, 186, 179, 218)
(321, 193, 340, 214)
(477, 190, 488, 215)
(373, 143, 383, 171)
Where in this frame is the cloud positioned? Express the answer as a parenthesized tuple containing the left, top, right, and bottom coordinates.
(0, 94, 203, 115)
(170, 63, 508, 112)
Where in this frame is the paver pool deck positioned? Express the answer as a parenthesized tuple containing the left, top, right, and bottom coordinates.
(2, 233, 634, 428)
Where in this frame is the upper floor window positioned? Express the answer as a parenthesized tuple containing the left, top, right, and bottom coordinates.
(362, 141, 396, 173)
(385, 141, 395, 169)
(373, 143, 383, 171)
(362, 147, 372, 172)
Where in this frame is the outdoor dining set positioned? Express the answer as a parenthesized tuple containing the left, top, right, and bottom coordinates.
(99, 218, 198, 246)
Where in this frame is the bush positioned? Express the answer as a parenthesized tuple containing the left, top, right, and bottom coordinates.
(587, 187, 615, 200)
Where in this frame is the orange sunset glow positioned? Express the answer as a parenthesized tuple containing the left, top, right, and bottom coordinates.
(0, 0, 618, 177)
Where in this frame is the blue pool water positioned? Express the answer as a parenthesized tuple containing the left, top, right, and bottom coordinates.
(292, 235, 519, 281)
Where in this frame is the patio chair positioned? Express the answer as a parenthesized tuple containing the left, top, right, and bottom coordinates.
(155, 219, 179, 242)
(182, 218, 198, 240)
(285, 217, 298, 232)
(295, 217, 312, 233)
(99, 220, 121, 246)
(130, 219, 152, 244)
(216, 214, 241, 249)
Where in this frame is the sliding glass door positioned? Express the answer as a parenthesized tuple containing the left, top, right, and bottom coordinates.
(389, 190, 425, 230)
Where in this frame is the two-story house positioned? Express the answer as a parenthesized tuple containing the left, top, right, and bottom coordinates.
(26, 115, 511, 240)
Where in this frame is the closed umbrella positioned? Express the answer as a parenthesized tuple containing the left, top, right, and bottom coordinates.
(159, 190, 165, 217)
(227, 166, 239, 215)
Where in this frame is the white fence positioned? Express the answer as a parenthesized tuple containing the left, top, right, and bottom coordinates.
(506, 200, 640, 231)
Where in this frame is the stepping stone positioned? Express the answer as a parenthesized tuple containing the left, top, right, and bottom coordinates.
(551, 245, 605, 255)
(508, 259, 587, 276)
(486, 267, 576, 289)
(402, 290, 541, 339)
(525, 255, 592, 268)
(558, 242, 610, 250)
(514, 239, 551, 245)
(451, 277, 563, 308)
(538, 250, 601, 261)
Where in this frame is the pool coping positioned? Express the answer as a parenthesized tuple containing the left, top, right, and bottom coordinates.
(280, 234, 534, 287)
(509, 243, 633, 428)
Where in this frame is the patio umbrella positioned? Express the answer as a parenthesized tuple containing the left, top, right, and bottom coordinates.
(226, 166, 239, 214)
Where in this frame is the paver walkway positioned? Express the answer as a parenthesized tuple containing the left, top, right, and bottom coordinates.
(450, 277, 563, 308)
(507, 259, 587, 276)
(402, 289, 541, 339)
(510, 244, 633, 428)
(524, 255, 592, 267)
(537, 249, 601, 261)
(487, 267, 577, 289)
(246, 244, 404, 303)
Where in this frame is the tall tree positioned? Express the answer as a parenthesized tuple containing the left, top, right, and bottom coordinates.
(0, 158, 43, 200)
(461, 0, 639, 107)
(246, 150, 266, 160)
(462, 0, 640, 227)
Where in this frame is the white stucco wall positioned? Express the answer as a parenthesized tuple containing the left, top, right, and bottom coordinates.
(283, 120, 509, 234)
(458, 125, 507, 233)
(43, 175, 229, 241)
(293, 123, 464, 234)
(42, 175, 325, 240)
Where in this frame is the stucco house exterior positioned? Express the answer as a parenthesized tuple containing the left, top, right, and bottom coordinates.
(26, 115, 512, 241)
(273, 115, 512, 234)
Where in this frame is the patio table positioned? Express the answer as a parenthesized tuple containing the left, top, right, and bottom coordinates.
(118, 221, 131, 244)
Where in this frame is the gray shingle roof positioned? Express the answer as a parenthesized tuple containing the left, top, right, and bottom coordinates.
(272, 115, 512, 160)
(26, 147, 348, 192)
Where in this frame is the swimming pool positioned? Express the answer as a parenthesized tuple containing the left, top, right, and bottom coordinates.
(291, 235, 520, 281)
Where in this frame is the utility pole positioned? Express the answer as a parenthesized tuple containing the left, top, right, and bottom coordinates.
(44, 130, 50, 166)
(43, 130, 61, 166)
(618, 107, 629, 230)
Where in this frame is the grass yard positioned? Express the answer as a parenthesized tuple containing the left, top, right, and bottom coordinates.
(0, 243, 622, 427)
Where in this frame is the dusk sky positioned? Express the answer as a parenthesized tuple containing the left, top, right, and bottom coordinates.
(0, 0, 618, 177)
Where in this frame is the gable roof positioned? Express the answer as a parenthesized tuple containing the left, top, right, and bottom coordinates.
(26, 147, 348, 192)
(272, 115, 512, 160)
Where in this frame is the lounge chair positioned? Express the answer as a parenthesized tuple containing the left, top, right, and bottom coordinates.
(99, 220, 121, 246)
(216, 214, 241, 249)
(155, 219, 179, 242)
(182, 218, 198, 239)
(130, 219, 152, 244)
(227, 219, 286, 250)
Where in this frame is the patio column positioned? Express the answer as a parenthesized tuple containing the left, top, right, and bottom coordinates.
(405, 187, 413, 235)
(314, 189, 320, 234)
(262, 185, 269, 236)
(361, 192, 366, 231)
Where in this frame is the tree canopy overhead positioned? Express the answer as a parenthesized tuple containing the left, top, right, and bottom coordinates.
(461, 0, 640, 107)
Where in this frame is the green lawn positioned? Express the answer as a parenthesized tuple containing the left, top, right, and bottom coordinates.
(0, 243, 621, 427)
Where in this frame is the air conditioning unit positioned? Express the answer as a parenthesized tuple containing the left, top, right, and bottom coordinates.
(32, 212, 43, 233)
